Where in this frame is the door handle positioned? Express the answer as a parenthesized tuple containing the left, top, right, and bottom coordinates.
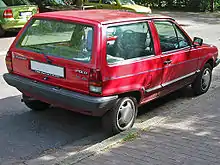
(164, 60, 172, 65)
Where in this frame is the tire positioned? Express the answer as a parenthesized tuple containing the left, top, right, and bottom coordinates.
(22, 94, 50, 111)
(102, 97, 137, 135)
(192, 63, 212, 95)
(0, 25, 5, 37)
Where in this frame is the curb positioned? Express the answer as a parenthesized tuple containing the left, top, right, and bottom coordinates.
(59, 116, 168, 165)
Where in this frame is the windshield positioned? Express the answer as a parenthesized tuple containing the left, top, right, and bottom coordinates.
(118, 0, 135, 5)
(2, 0, 30, 6)
(17, 19, 94, 63)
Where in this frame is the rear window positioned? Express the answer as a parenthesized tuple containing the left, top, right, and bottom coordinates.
(2, 0, 30, 6)
(17, 19, 94, 63)
(0, 0, 6, 7)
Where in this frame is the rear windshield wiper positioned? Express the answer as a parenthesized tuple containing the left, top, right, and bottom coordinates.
(25, 45, 52, 64)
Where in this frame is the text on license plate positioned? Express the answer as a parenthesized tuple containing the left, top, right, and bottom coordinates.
(20, 12, 32, 17)
(30, 61, 65, 78)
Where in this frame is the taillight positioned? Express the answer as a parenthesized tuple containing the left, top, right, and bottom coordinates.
(3, 8, 13, 19)
(89, 69, 102, 94)
(5, 51, 13, 73)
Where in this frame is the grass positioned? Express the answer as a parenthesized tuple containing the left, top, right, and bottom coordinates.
(122, 132, 139, 142)
(100, 128, 151, 154)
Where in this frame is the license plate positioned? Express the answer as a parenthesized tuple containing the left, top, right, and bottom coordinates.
(20, 12, 32, 17)
(30, 61, 65, 78)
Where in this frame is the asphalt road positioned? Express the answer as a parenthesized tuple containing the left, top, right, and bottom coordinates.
(0, 12, 220, 164)
(0, 33, 104, 164)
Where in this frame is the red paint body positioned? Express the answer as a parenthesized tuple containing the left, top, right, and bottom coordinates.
(6, 10, 218, 115)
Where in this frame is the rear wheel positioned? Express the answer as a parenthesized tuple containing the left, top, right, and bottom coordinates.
(102, 97, 137, 135)
(192, 63, 212, 95)
(0, 25, 5, 37)
(22, 94, 50, 111)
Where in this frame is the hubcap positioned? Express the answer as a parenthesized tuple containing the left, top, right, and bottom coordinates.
(201, 68, 211, 91)
(116, 98, 135, 130)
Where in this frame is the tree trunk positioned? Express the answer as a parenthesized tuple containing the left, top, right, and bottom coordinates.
(210, 0, 214, 12)
(76, 0, 83, 10)
(158, 0, 161, 7)
(167, 0, 173, 8)
(36, 0, 43, 12)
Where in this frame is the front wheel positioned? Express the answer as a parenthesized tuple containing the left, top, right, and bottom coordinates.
(22, 94, 50, 111)
(192, 63, 212, 95)
(102, 97, 137, 135)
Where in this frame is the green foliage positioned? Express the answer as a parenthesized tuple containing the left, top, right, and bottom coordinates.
(134, 0, 220, 11)
(122, 132, 139, 142)
(215, 0, 220, 10)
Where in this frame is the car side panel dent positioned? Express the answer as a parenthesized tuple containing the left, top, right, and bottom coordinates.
(102, 74, 149, 98)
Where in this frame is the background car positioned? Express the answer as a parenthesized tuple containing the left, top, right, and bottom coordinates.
(84, 0, 152, 13)
(30, 0, 151, 13)
(0, 0, 38, 36)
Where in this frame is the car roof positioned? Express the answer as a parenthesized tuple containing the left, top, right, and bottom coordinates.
(34, 10, 173, 25)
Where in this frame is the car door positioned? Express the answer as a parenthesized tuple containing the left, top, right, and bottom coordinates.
(101, 21, 163, 103)
(154, 20, 200, 96)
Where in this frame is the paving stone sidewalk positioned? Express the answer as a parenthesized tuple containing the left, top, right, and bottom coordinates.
(73, 86, 220, 165)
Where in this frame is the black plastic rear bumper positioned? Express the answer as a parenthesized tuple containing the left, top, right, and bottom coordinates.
(3, 73, 118, 116)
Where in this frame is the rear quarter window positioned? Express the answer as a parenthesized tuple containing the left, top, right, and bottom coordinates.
(17, 19, 94, 63)
(106, 22, 154, 64)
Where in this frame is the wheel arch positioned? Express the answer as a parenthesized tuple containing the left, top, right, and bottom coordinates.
(118, 90, 143, 104)
(200, 56, 215, 70)
(206, 58, 215, 69)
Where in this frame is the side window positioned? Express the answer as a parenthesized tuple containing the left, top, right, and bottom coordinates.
(88, 0, 100, 3)
(106, 22, 154, 64)
(154, 21, 190, 53)
(154, 21, 178, 52)
(174, 25, 190, 49)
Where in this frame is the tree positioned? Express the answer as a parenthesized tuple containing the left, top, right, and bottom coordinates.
(210, 0, 214, 12)
(64, 0, 83, 9)
(76, 0, 83, 9)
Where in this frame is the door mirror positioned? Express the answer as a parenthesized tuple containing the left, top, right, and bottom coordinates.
(193, 37, 203, 46)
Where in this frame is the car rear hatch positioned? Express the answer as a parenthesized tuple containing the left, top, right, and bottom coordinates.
(10, 5, 38, 20)
(10, 18, 95, 94)
(1, 0, 38, 20)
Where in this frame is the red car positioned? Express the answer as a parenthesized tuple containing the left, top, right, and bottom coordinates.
(3, 10, 219, 134)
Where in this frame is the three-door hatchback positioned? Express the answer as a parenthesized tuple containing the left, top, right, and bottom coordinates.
(3, 10, 219, 135)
